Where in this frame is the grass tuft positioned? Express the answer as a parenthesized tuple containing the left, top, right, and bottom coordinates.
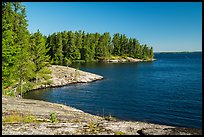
(114, 131, 127, 135)
(3, 112, 37, 123)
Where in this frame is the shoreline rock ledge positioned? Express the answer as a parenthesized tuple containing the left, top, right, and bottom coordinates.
(33, 65, 103, 90)
(2, 95, 202, 135)
(102, 57, 156, 63)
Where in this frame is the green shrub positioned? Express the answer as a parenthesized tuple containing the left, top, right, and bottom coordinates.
(49, 112, 58, 123)
(114, 131, 127, 135)
(86, 122, 102, 133)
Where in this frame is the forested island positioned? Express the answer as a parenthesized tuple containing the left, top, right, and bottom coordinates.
(155, 51, 202, 54)
(46, 30, 154, 65)
(2, 2, 154, 96)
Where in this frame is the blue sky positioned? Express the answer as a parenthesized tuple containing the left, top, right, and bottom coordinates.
(23, 2, 202, 52)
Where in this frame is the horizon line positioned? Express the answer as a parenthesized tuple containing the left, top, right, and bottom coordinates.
(154, 50, 202, 53)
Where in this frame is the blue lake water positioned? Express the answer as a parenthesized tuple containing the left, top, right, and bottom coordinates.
(24, 52, 202, 129)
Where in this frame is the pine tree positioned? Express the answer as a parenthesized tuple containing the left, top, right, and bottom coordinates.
(30, 30, 51, 86)
(96, 32, 111, 59)
(81, 33, 91, 62)
(89, 33, 96, 61)
(132, 38, 141, 58)
(2, 2, 17, 91)
(120, 34, 128, 56)
(61, 31, 69, 65)
(128, 38, 133, 57)
(67, 31, 81, 61)
(48, 33, 57, 63)
(141, 44, 149, 60)
(75, 31, 83, 61)
(12, 2, 35, 97)
(103, 32, 112, 58)
(75, 31, 83, 50)
(53, 32, 63, 65)
(149, 47, 154, 59)
(112, 33, 120, 56)
(94, 32, 101, 59)
(2, 2, 54, 96)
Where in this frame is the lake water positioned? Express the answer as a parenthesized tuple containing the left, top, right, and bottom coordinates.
(24, 52, 202, 129)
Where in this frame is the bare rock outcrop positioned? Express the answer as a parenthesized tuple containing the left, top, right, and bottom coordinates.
(2, 96, 202, 135)
(103, 57, 156, 63)
(33, 65, 103, 90)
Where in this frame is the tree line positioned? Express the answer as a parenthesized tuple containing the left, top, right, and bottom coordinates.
(46, 31, 154, 65)
(2, 2, 154, 96)
(2, 2, 51, 96)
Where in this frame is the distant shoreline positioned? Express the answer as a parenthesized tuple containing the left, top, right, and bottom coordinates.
(154, 51, 202, 54)
(99, 56, 156, 63)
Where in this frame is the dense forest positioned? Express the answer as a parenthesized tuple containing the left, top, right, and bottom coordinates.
(2, 2, 154, 96)
(46, 31, 154, 65)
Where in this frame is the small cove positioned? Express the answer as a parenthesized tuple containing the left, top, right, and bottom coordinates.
(24, 52, 202, 129)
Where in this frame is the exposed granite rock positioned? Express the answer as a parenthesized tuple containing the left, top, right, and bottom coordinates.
(2, 96, 202, 135)
(102, 57, 156, 63)
(33, 65, 103, 90)
(137, 127, 202, 135)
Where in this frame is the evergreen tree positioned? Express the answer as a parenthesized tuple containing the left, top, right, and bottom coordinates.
(89, 33, 96, 61)
(103, 32, 112, 58)
(141, 44, 149, 59)
(120, 34, 128, 56)
(149, 47, 154, 59)
(94, 32, 101, 59)
(53, 32, 63, 65)
(2, 2, 17, 90)
(112, 33, 120, 56)
(128, 38, 133, 57)
(75, 31, 83, 50)
(81, 33, 96, 62)
(75, 31, 84, 61)
(12, 2, 35, 96)
(2, 2, 54, 96)
(67, 31, 81, 61)
(96, 32, 111, 59)
(30, 30, 51, 86)
(50, 33, 57, 61)
(81, 33, 91, 62)
(61, 31, 70, 65)
(132, 38, 141, 58)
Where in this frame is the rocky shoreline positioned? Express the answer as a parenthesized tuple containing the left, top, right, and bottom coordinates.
(2, 95, 202, 135)
(2, 64, 202, 135)
(32, 65, 103, 90)
(101, 57, 156, 63)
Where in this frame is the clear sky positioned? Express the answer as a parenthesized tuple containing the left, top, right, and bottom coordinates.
(23, 2, 202, 52)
